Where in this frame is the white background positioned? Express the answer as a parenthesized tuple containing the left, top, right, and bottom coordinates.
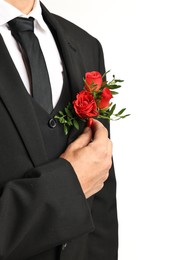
(42, 0, 173, 259)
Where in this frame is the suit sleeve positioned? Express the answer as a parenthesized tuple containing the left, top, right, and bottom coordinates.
(87, 41, 118, 260)
(0, 158, 94, 260)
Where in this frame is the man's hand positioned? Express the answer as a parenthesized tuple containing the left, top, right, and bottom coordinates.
(60, 120, 112, 199)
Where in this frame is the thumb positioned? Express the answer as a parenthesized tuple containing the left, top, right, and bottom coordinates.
(72, 127, 92, 149)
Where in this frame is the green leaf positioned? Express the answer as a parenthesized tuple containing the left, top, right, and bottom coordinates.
(59, 111, 64, 116)
(111, 91, 119, 95)
(107, 84, 122, 89)
(67, 102, 72, 109)
(59, 117, 65, 124)
(116, 108, 126, 116)
(102, 70, 111, 79)
(98, 115, 111, 120)
(113, 79, 124, 83)
(65, 107, 72, 117)
(67, 117, 73, 126)
(73, 119, 79, 130)
(64, 124, 68, 135)
(109, 104, 116, 116)
(99, 107, 109, 113)
(112, 75, 124, 82)
(120, 114, 131, 118)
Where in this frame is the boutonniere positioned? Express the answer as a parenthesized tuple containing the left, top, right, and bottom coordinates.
(54, 71, 130, 135)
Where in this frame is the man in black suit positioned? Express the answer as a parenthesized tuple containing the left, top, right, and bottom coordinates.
(0, 0, 118, 259)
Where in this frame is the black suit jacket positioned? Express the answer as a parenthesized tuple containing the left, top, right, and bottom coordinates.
(0, 3, 118, 260)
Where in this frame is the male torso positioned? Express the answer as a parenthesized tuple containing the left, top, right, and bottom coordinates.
(0, 1, 118, 259)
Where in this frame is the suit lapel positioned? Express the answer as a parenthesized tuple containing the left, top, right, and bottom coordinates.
(41, 4, 86, 142)
(0, 35, 47, 167)
(41, 4, 86, 100)
(0, 4, 87, 168)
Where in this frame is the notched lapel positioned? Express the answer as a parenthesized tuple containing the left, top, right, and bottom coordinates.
(0, 35, 47, 167)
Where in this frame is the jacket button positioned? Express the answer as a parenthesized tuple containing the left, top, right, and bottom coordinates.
(62, 243, 67, 250)
(48, 118, 57, 128)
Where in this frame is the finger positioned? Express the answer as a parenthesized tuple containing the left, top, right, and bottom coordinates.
(72, 127, 92, 149)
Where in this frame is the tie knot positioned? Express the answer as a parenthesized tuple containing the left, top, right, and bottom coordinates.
(8, 17, 34, 33)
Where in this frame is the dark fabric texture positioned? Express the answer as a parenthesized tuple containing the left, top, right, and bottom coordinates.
(31, 63, 71, 160)
(0, 2, 118, 260)
(8, 17, 53, 113)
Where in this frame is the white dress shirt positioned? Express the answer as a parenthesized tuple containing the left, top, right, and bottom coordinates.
(0, 0, 63, 108)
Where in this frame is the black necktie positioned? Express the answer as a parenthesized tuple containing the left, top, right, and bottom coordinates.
(8, 17, 53, 113)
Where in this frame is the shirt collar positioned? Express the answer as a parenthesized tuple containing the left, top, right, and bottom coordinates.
(0, 0, 47, 31)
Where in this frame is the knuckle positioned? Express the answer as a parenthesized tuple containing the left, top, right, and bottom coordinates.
(108, 139, 113, 147)
(97, 183, 104, 192)
(100, 182, 104, 190)
(108, 158, 112, 169)
(103, 127, 108, 137)
(103, 172, 109, 182)
(104, 158, 112, 171)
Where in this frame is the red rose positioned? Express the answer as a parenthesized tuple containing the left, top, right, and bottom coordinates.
(85, 71, 102, 91)
(98, 88, 113, 109)
(73, 90, 99, 118)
